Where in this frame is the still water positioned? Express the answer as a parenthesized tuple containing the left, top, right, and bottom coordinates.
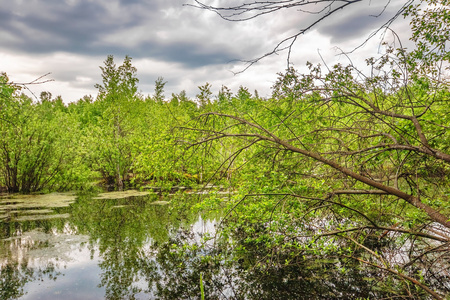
(0, 191, 216, 300)
(4, 191, 448, 299)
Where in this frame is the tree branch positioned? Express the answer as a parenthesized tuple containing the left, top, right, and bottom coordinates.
(195, 112, 450, 228)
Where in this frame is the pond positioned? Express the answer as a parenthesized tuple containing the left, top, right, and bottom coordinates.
(0, 190, 217, 300)
(2, 191, 448, 299)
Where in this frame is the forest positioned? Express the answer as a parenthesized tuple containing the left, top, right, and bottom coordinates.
(1, 0, 450, 299)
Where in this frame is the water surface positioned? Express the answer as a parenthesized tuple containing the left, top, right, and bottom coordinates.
(0, 191, 215, 300)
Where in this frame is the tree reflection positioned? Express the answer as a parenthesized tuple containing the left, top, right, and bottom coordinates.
(141, 219, 449, 299)
(70, 193, 200, 299)
(1, 192, 202, 300)
(140, 230, 228, 300)
(0, 261, 60, 300)
(0, 215, 66, 299)
(0, 262, 33, 299)
(6, 193, 437, 299)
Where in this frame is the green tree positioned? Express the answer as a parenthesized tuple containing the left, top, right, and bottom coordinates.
(93, 55, 139, 190)
(153, 76, 167, 103)
(196, 82, 212, 107)
(217, 85, 232, 104)
(183, 1, 450, 298)
(236, 85, 252, 101)
(0, 73, 90, 193)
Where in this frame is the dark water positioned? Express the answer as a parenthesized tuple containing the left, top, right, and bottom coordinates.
(0, 191, 216, 300)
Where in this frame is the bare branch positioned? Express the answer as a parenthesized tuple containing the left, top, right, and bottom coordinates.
(186, 0, 416, 71)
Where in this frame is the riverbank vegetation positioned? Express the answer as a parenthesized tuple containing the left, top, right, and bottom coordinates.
(1, 0, 450, 298)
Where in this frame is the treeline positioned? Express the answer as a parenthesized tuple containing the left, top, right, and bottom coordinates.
(2, 53, 450, 198)
(0, 55, 266, 193)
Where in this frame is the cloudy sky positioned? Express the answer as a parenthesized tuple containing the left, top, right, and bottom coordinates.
(1, 0, 411, 103)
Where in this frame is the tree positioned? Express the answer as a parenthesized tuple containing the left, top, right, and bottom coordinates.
(236, 85, 252, 101)
(186, 68, 450, 298)
(0, 74, 90, 193)
(182, 0, 450, 298)
(196, 82, 212, 107)
(93, 55, 139, 190)
(217, 85, 232, 104)
(153, 76, 167, 103)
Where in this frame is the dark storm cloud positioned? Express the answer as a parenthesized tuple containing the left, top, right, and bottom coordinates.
(131, 41, 238, 68)
(1, 0, 403, 70)
(315, 1, 404, 42)
(319, 14, 387, 43)
(0, 0, 237, 68)
(1, 1, 116, 51)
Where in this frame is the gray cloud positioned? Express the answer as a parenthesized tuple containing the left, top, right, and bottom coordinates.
(0, 0, 244, 69)
(315, 1, 405, 42)
(0, 1, 212, 60)
(0, 0, 411, 102)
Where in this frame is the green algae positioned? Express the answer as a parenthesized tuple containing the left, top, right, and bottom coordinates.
(92, 190, 150, 200)
(111, 205, 132, 209)
(0, 190, 154, 222)
(149, 200, 170, 205)
(8, 209, 54, 215)
(0, 192, 76, 209)
(0, 193, 75, 222)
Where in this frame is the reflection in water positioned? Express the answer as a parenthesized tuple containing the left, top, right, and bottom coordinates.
(18, 245, 104, 300)
(0, 191, 207, 300)
(0, 262, 33, 299)
(3, 191, 447, 299)
(141, 222, 450, 300)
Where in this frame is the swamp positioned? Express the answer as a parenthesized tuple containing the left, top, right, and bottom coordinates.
(1, 0, 450, 298)
(0, 190, 219, 299)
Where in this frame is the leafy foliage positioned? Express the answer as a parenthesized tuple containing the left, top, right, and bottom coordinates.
(0, 74, 92, 193)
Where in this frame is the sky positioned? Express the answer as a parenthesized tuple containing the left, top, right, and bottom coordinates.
(0, 0, 411, 103)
